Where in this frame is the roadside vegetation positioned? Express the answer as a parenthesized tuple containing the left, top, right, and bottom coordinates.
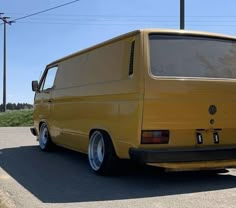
(0, 102, 33, 111)
(0, 109, 33, 127)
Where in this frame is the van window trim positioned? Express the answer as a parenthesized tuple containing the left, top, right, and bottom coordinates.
(39, 65, 58, 92)
(147, 33, 236, 81)
(149, 32, 236, 42)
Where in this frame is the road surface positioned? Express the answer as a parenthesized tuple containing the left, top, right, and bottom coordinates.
(0, 127, 236, 208)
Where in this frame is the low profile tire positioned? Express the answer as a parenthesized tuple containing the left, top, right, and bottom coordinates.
(38, 123, 54, 151)
(88, 130, 118, 175)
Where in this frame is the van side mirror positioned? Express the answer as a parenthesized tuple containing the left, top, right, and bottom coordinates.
(32, 80, 39, 92)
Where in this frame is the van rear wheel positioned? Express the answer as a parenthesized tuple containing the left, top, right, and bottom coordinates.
(38, 123, 54, 151)
(88, 130, 117, 175)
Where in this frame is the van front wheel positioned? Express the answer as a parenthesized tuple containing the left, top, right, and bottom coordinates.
(38, 123, 54, 151)
(88, 130, 117, 175)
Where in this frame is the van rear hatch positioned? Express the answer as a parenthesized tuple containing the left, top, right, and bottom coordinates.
(143, 79, 236, 148)
(142, 33, 236, 150)
(129, 33, 236, 166)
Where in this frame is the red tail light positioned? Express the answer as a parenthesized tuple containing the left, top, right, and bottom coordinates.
(141, 130, 169, 144)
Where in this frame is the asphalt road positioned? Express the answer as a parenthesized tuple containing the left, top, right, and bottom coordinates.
(0, 127, 236, 208)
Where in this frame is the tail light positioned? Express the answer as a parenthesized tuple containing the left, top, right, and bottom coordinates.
(141, 130, 169, 144)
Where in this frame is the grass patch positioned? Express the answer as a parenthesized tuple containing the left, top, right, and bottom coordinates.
(0, 109, 33, 127)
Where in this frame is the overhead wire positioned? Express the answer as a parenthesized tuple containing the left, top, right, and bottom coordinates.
(11, 0, 80, 22)
(15, 21, 236, 27)
(7, 12, 236, 27)
(4, 6, 236, 28)
(8, 12, 236, 18)
(14, 17, 236, 23)
(12, 16, 236, 27)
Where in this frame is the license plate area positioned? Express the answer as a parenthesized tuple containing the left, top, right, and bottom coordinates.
(196, 129, 221, 146)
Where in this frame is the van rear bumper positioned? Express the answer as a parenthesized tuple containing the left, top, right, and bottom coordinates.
(129, 147, 236, 163)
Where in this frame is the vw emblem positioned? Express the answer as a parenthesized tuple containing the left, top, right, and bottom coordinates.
(209, 105, 217, 115)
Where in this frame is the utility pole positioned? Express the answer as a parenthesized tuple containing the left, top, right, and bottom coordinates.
(0, 13, 14, 112)
(180, 0, 185, 30)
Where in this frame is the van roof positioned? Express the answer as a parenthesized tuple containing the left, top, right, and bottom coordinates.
(47, 28, 236, 67)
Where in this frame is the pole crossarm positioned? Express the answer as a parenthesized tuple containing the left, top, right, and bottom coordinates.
(0, 16, 11, 24)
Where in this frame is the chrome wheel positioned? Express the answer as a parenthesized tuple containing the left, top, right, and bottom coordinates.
(39, 123, 51, 151)
(88, 131, 105, 171)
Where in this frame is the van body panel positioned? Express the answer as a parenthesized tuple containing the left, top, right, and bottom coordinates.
(33, 33, 144, 158)
(49, 94, 143, 157)
(142, 78, 236, 148)
(33, 89, 52, 131)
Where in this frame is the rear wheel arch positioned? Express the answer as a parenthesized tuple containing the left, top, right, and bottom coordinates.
(89, 129, 117, 154)
(88, 129, 119, 175)
(39, 120, 48, 130)
(39, 121, 44, 131)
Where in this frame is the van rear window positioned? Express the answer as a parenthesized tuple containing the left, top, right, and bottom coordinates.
(149, 34, 236, 79)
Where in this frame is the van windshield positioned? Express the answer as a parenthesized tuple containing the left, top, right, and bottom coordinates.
(149, 34, 236, 79)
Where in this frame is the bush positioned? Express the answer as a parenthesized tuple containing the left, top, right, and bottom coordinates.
(0, 109, 33, 127)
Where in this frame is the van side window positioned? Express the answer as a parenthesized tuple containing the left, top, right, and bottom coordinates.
(40, 66, 58, 91)
(129, 40, 135, 76)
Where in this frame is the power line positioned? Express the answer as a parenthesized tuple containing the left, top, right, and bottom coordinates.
(8, 13, 236, 18)
(14, 18, 236, 24)
(14, 17, 236, 23)
(12, 0, 80, 22)
(3, 2, 236, 27)
(9, 14, 236, 24)
(15, 21, 236, 27)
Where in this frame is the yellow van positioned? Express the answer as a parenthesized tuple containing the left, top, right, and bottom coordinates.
(31, 29, 236, 175)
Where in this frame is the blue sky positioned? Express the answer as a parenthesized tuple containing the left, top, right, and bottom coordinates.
(1, 0, 236, 104)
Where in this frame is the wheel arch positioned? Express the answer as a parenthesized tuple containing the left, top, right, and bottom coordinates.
(39, 120, 49, 131)
(89, 128, 118, 157)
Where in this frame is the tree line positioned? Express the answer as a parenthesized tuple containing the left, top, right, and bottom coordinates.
(0, 103, 33, 111)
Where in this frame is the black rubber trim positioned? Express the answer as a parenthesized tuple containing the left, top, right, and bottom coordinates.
(129, 147, 236, 163)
